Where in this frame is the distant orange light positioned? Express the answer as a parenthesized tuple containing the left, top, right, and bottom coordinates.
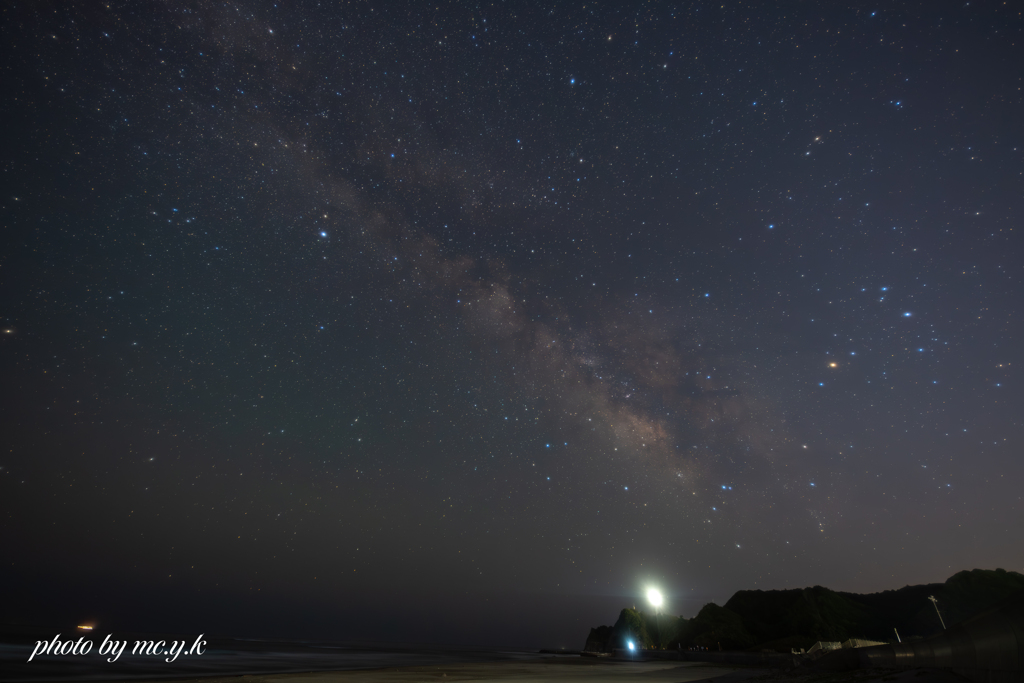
(77, 625, 93, 631)
(829, 362, 838, 368)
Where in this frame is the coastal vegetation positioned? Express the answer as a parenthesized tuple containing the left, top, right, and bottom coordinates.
(584, 568, 1024, 652)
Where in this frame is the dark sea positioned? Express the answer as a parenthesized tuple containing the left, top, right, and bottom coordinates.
(0, 627, 545, 682)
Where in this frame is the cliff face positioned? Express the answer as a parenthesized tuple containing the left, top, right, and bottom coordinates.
(584, 625, 612, 652)
(610, 608, 654, 650)
(585, 568, 1024, 652)
(583, 608, 656, 652)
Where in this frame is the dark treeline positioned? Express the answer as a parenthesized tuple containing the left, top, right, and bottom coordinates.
(585, 568, 1024, 653)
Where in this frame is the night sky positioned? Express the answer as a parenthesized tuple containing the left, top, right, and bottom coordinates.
(2, 2, 1022, 648)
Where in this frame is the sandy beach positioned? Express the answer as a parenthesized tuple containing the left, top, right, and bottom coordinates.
(262, 660, 753, 683)
(93, 660, 753, 683)
(72, 658, 968, 683)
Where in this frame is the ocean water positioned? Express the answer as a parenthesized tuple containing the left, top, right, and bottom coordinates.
(0, 632, 542, 682)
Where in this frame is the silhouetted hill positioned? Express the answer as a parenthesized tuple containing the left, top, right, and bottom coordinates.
(837, 581, 943, 639)
(724, 585, 873, 643)
(923, 568, 1024, 627)
(687, 602, 756, 650)
(839, 568, 1024, 639)
(582, 568, 1024, 652)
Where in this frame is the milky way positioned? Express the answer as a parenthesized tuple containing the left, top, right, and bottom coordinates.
(2, 1, 1022, 647)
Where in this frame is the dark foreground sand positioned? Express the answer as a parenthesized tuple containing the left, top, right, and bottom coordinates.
(87, 660, 749, 683)
(83, 657, 967, 683)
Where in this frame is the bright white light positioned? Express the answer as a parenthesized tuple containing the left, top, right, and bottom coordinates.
(646, 588, 663, 608)
(627, 641, 635, 651)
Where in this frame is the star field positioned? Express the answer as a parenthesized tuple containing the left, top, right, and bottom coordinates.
(1, 1, 1022, 647)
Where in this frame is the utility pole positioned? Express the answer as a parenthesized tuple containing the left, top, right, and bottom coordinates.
(928, 596, 946, 629)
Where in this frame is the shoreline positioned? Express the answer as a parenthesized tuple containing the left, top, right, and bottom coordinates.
(4, 659, 753, 683)
(3, 654, 975, 683)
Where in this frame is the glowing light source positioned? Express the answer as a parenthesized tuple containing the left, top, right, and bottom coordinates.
(77, 625, 93, 631)
(646, 588, 663, 608)
(627, 640, 635, 651)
